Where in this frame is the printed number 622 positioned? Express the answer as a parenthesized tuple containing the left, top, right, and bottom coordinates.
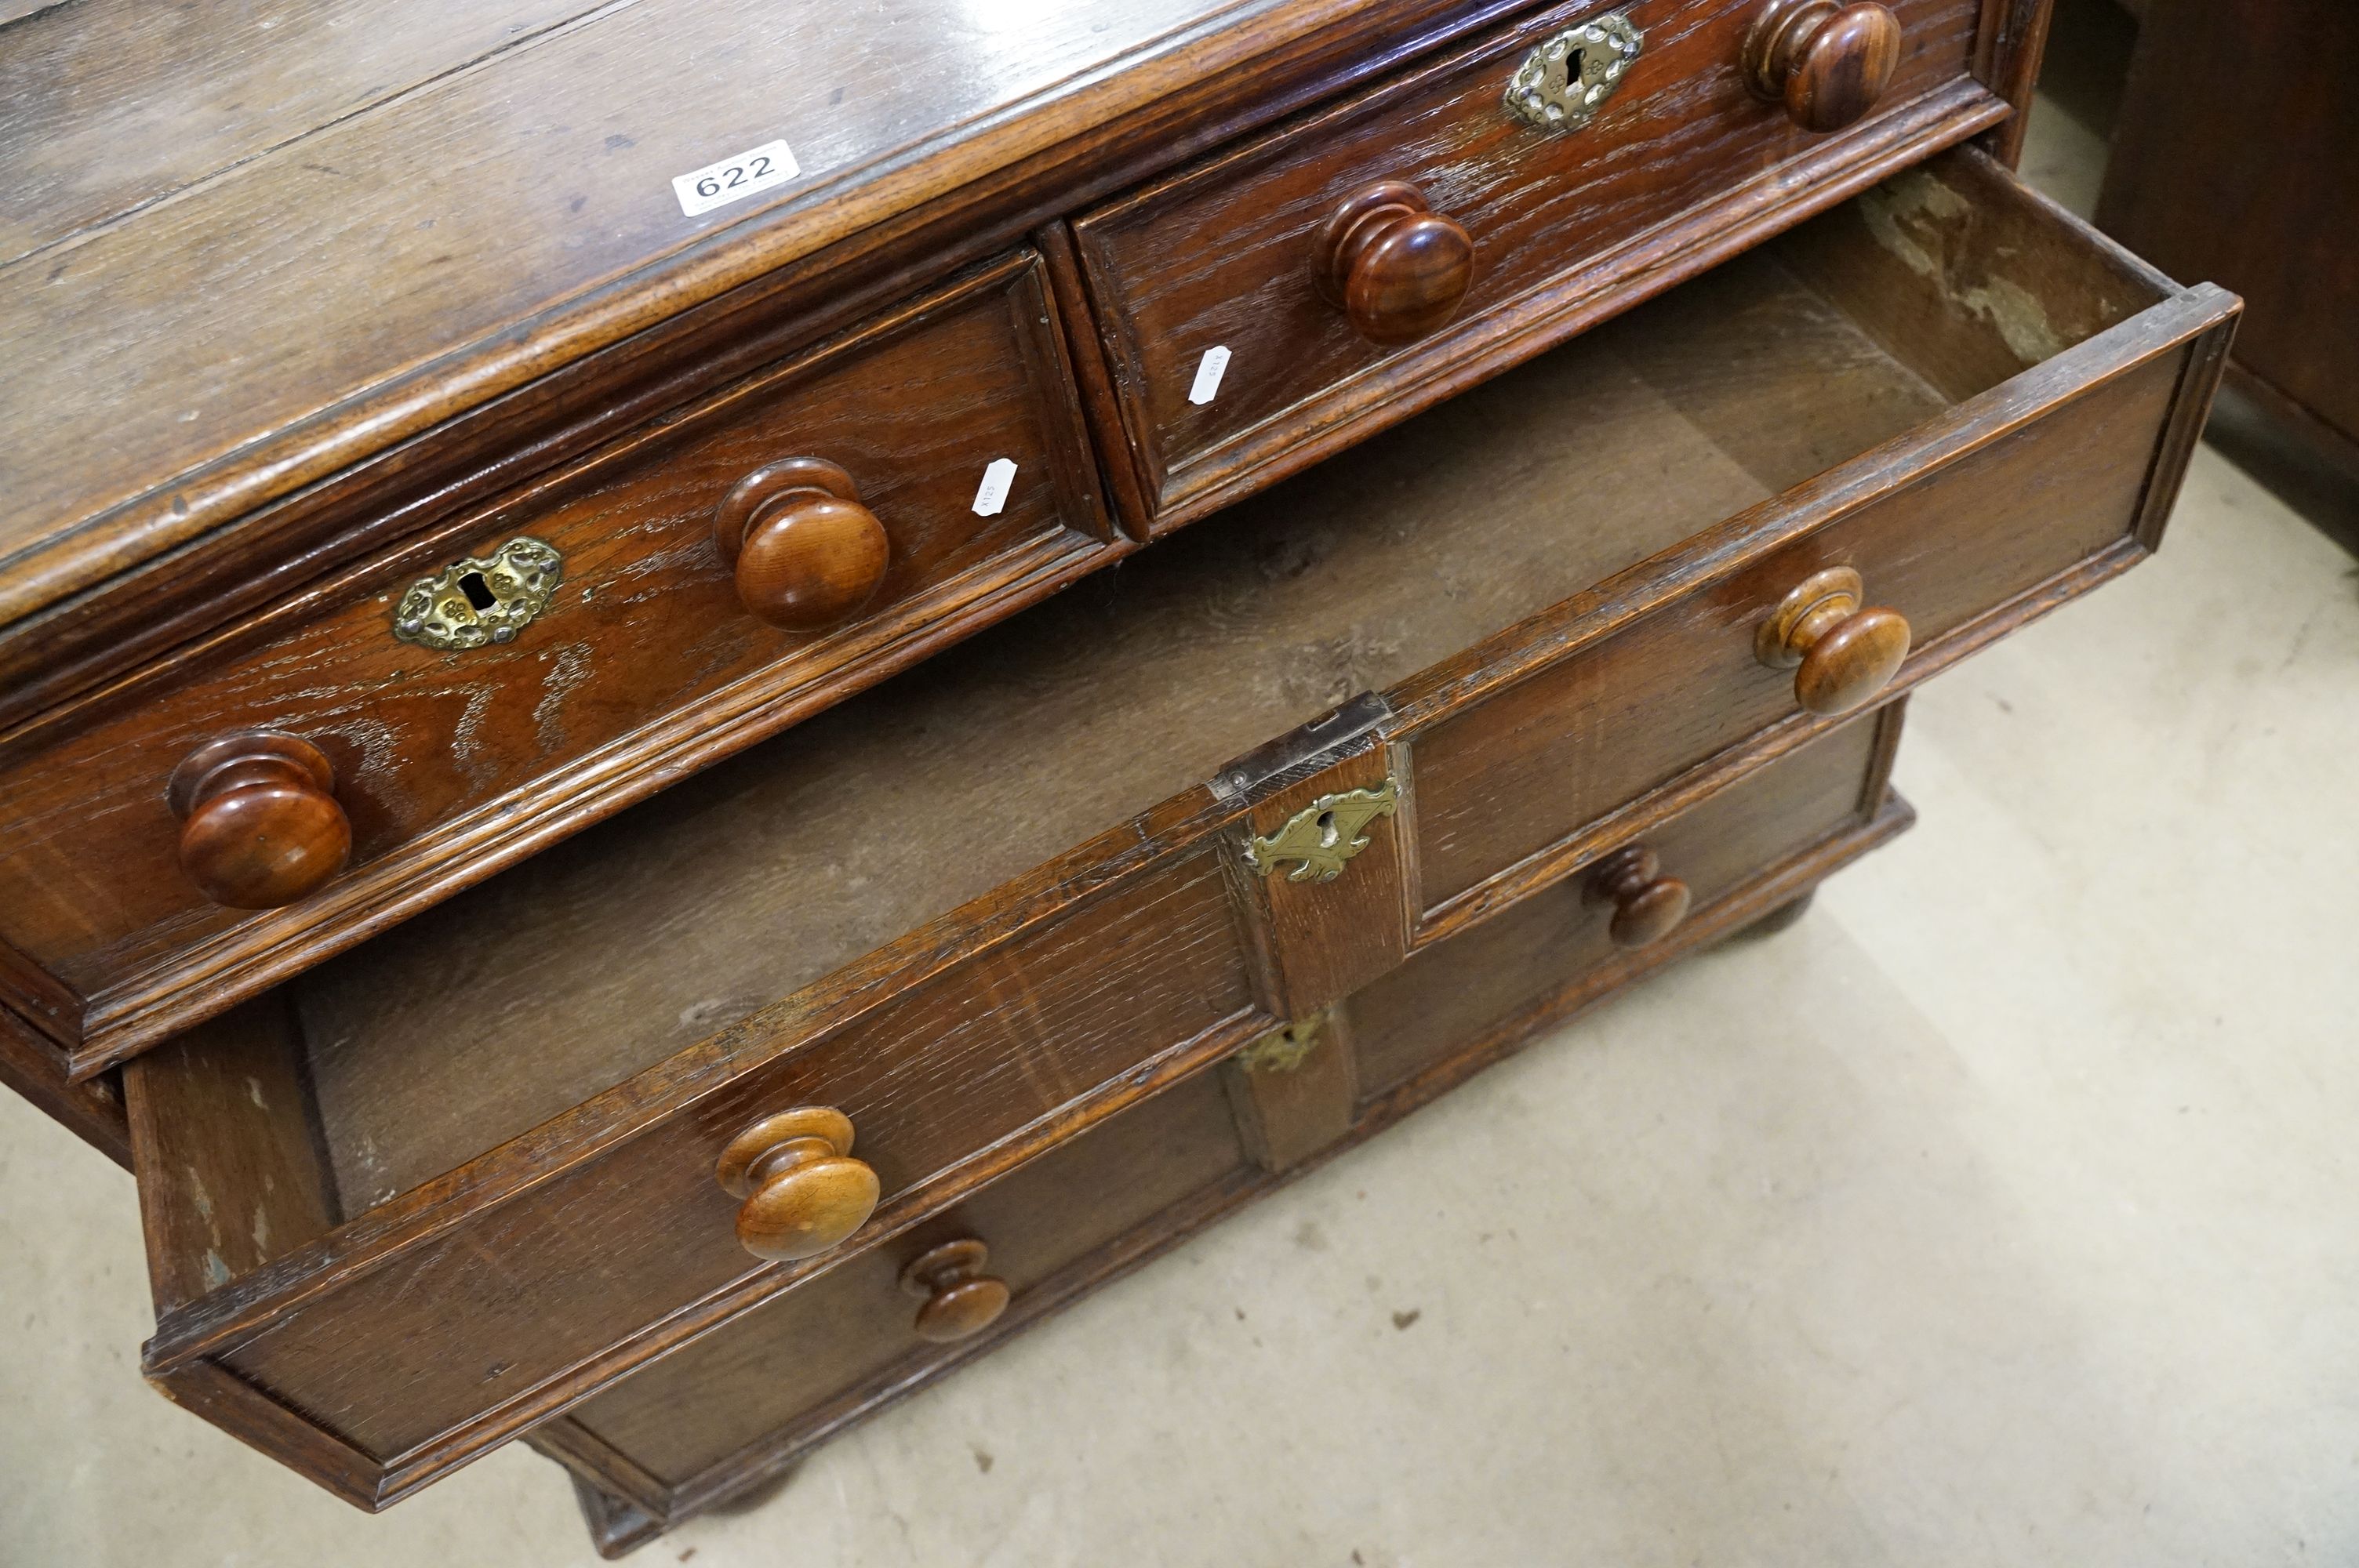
(693, 154, 776, 200)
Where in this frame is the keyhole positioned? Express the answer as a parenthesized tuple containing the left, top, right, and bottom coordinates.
(1565, 45, 1587, 84)
(457, 571, 498, 612)
(1316, 808, 1337, 845)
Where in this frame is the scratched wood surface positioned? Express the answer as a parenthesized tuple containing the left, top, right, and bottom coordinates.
(1074, 0, 1981, 515)
(0, 253, 1103, 1043)
(124, 995, 337, 1315)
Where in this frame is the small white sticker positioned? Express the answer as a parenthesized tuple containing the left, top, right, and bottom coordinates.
(972, 457, 1018, 517)
(672, 139, 800, 217)
(1189, 345, 1232, 406)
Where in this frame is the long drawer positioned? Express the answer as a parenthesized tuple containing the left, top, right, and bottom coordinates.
(539, 1067, 1260, 1547)
(0, 252, 1110, 1076)
(120, 150, 2230, 1510)
(533, 712, 1912, 1557)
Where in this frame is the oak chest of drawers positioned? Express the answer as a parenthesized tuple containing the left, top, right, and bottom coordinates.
(0, 0, 2233, 1553)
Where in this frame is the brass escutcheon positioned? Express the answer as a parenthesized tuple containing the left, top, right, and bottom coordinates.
(1235, 1013, 1327, 1075)
(1504, 12, 1644, 132)
(1245, 779, 1399, 883)
(391, 536, 562, 651)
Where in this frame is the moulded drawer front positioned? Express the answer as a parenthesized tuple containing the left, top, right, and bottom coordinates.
(1074, 0, 1983, 523)
(1407, 340, 2189, 909)
(0, 251, 1107, 1073)
(558, 1067, 1254, 1493)
(140, 846, 1256, 1489)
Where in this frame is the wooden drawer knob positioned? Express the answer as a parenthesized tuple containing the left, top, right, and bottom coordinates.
(169, 732, 351, 909)
(900, 1238, 1011, 1343)
(715, 1106, 881, 1262)
(1755, 564, 1910, 715)
(1587, 844, 1691, 949)
(1314, 180, 1475, 347)
(1743, 0, 1903, 133)
(714, 457, 890, 630)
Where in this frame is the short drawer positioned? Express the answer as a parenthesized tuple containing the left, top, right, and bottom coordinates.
(0, 250, 1109, 1074)
(117, 148, 2229, 1516)
(1355, 707, 1903, 1102)
(1072, 0, 1990, 530)
(540, 1067, 1255, 1526)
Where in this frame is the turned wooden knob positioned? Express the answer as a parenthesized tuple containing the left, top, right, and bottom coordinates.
(1587, 845, 1691, 949)
(715, 1107, 881, 1262)
(1314, 180, 1476, 347)
(713, 457, 890, 630)
(1743, 0, 1902, 132)
(1755, 564, 1911, 715)
(168, 732, 351, 909)
(900, 1238, 1011, 1343)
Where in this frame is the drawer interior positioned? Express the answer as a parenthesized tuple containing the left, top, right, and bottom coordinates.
(134, 150, 2175, 1279)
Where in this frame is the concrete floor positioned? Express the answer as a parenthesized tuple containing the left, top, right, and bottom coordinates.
(5, 99, 2356, 1568)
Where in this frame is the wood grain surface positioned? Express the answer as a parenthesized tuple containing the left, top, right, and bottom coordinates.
(2097, 0, 2359, 466)
(0, 1000, 126, 1168)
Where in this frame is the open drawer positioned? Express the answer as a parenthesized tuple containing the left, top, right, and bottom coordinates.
(527, 712, 1914, 1558)
(120, 147, 2233, 1509)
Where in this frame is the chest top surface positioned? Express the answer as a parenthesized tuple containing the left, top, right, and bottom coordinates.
(0, 0, 1437, 628)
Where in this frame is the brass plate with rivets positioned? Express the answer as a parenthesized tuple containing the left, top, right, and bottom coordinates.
(391, 536, 563, 651)
(1504, 12, 1644, 132)
(1244, 779, 1399, 883)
